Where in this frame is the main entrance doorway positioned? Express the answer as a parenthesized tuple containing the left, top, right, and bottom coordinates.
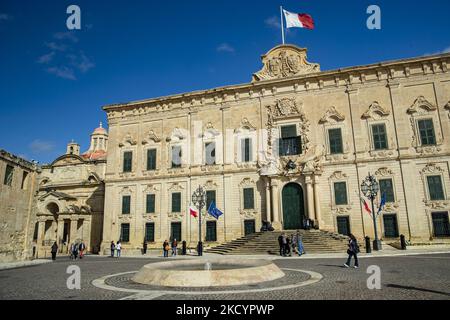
(282, 183, 305, 230)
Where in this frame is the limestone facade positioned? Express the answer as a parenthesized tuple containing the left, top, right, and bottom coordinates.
(95, 44, 450, 253)
(35, 125, 107, 257)
(0, 150, 39, 262)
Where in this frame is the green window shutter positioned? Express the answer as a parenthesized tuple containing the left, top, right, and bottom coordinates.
(206, 221, 217, 242)
(171, 146, 182, 168)
(122, 196, 131, 214)
(379, 179, 395, 203)
(418, 119, 436, 146)
(172, 192, 181, 212)
(146, 194, 155, 213)
(372, 124, 388, 150)
(123, 151, 133, 172)
(383, 214, 399, 238)
(120, 224, 130, 242)
(328, 128, 343, 154)
(243, 188, 255, 210)
(206, 190, 216, 210)
(4, 165, 14, 186)
(334, 182, 348, 205)
(242, 138, 251, 162)
(427, 175, 445, 201)
(432, 212, 450, 237)
(147, 149, 157, 171)
(145, 223, 155, 242)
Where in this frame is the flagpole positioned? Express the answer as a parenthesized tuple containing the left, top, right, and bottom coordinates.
(280, 6, 285, 44)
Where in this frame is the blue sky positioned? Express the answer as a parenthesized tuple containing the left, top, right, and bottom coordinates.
(1, 0, 449, 164)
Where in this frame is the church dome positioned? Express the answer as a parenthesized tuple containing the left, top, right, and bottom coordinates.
(92, 122, 107, 135)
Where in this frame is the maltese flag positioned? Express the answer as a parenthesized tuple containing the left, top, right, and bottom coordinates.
(189, 206, 198, 218)
(283, 9, 315, 29)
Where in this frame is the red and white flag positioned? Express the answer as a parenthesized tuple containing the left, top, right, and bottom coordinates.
(283, 9, 315, 30)
(360, 196, 372, 215)
(189, 206, 198, 218)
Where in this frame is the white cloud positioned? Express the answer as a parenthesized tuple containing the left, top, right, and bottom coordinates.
(29, 140, 55, 154)
(0, 13, 12, 21)
(67, 51, 95, 73)
(37, 52, 55, 64)
(53, 31, 79, 43)
(46, 66, 76, 80)
(424, 45, 450, 56)
(217, 43, 235, 53)
(45, 42, 67, 52)
(265, 16, 281, 29)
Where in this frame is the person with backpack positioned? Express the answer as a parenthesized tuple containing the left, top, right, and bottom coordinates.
(78, 242, 86, 259)
(110, 241, 115, 258)
(71, 242, 79, 260)
(344, 234, 360, 268)
(163, 240, 169, 257)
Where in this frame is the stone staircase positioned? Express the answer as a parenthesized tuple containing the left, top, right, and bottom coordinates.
(206, 230, 349, 255)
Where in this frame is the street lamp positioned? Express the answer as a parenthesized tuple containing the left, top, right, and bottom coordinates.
(191, 185, 206, 256)
(361, 173, 382, 251)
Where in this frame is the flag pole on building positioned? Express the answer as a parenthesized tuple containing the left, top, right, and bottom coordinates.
(280, 6, 285, 44)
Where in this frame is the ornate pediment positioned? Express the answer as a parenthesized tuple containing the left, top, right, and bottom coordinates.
(252, 45, 320, 82)
(166, 127, 187, 142)
(235, 118, 257, 133)
(268, 97, 304, 118)
(375, 167, 394, 177)
(50, 154, 85, 167)
(329, 171, 348, 180)
(421, 163, 444, 174)
(119, 133, 137, 147)
(407, 96, 437, 114)
(142, 130, 161, 145)
(319, 106, 345, 124)
(362, 101, 390, 119)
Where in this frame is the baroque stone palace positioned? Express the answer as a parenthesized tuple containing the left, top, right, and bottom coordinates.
(99, 44, 450, 254)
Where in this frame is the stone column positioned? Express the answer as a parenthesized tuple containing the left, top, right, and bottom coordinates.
(56, 218, 65, 252)
(83, 218, 91, 253)
(313, 175, 322, 229)
(36, 220, 46, 258)
(305, 175, 314, 221)
(265, 178, 272, 223)
(69, 217, 79, 244)
(271, 182, 282, 230)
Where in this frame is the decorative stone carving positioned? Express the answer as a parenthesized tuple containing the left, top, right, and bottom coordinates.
(421, 163, 444, 174)
(330, 171, 347, 180)
(369, 149, 395, 158)
(361, 101, 390, 119)
(118, 133, 137, 147)
(253, 45, 320, 81)
(375, 167, 394, 176)
(270, 97, 303, 118)
(407, 96, 437, 114)
(166, 127, 186, 142)
(142, 130, 161, 145)
(204, 180, 218, 190)
(168, 182, 184, 191)
(319, 106, 345, 124)
(424, 200, 449, 209)
(235, 118, 257, 133)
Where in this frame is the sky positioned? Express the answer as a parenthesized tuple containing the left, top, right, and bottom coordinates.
(1, 0, 449, 164)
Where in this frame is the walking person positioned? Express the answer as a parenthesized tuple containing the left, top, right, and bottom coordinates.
(163, 240, 169, 257)
(344, 234, 360, 268)
(143, 240, 148, 255)
(51, 241, 58, 261)
(78, 241, 86, 259)
(277, 234, 284, 257)
(110, 241, 115, 258)
(72, 242, 79, 260)
(281, 233, 288, 257)
(296, 230, 305, 256)
(171, 238, 178, 257)
(285, 236, 292, 256)
(116, 241, 122, 258)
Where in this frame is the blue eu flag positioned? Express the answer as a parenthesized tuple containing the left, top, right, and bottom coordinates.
(377, 193, 386, 216)
(208, 201, 224, 219)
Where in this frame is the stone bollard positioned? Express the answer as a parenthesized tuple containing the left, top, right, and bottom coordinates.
(365, 236, 372, 253)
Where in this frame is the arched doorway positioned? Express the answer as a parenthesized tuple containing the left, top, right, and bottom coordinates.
(282, 183, 305, 230)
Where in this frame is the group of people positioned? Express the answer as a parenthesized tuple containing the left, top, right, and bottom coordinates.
(278, 231, 305, 257)
(110, 241, 122, 257)
(162, 239, 178, 257)
(49, 241, 86, 261)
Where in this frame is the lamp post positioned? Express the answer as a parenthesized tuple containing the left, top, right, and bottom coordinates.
(191, 185, 206, 256)
(361, 173, 382, 251)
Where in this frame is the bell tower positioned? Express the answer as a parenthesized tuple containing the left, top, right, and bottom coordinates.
(66, 140, 80, 156)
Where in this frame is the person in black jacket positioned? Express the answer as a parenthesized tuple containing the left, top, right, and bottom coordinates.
(344, 234, 360, 268)
(277, 234, 284, 256)
(51, 242, 58, 261)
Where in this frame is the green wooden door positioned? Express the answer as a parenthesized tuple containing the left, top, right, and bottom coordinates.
(282, 183, 304, 230)
(244, 220, 256, 236)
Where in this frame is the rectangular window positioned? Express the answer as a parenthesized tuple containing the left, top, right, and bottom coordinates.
(383, 214, 399, 238)
(418, 119, 436, 146)
(243, 188, 255, 210)
(4, 165, 14, 186)
(206, 221, 217, 242)
(244, 220, 256, 236)
(172, 192, 181, 212)
(122, 196, 131, 214)
(206, 190, 216, 210)
(334, 182, 348, 205)
(328, 128, 343, 154)
(145, 223, 155, 242)
(120, 223, 130, 242)
(146, 194, 155, 213)
(279, 125, 301, 156)
(123, 151, 133, 173)
(242, 138, 252, 162)
(205, 142, 216, 165)
(21, 171, 29, 190)
(171, 146, 182, 168)
(337, 216, 350, 236)
(171, 222, 182, 241)
(427, 175, 445, 201)
(379, 178, 395, 203)
(432, 212, 450, 237)
(147, 149, 157, 171)
(372, 124, 388, 150)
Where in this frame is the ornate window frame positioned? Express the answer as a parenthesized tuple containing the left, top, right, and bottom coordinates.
(238, 178, 258, 219)
(319, 106, 349, 161)
(329, 171, 352, 214)
(166, 127, 188, 172)
(420, 163, 449, 208)
(168, 182, 185, 220)
(118, 186, 134, 222)
(142, 130, 161, 176)
(200, 122, 222, 168)
(118, 133, 137, 178)
(234, 118, 257, 166)
(407, 96, 443, 154)
(374, 167, 400, 212)
(142, 184, 160, 221)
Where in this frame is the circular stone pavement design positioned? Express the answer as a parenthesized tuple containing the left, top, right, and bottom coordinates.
(92, 268, 323, 296)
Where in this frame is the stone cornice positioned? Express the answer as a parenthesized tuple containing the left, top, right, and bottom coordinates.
(103, 52, 450, 114)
